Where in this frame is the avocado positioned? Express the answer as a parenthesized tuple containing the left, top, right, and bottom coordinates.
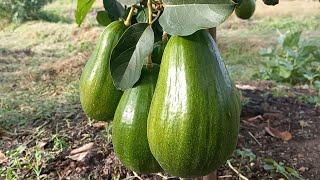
(147, 30, 241, 177)
(80, 21, 126, 121)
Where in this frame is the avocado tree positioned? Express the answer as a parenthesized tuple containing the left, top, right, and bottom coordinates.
(77, 0, 278, 179)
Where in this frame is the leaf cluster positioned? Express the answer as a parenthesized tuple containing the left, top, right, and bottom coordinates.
(263, 159, 305, 180)
(75, 0, 280, 90)
(0, 0, 52, 23)
(257, 30, 320, 88)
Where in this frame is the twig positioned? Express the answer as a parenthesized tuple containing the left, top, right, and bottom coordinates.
(248, 131, 262, 146)
(155, 173, 168, 179)
(218, 175, 233, 178)
(227, 160, 249, 180)
(133, 171, 143, 180)
(241, 120, 258, 128)
(150, 10, 161, 24)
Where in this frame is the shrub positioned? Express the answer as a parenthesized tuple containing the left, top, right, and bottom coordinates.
(256, 30, 320, 87)
(0, 0, 53, 23)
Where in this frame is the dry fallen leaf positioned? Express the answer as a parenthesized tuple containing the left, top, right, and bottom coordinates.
(299, 120, 310, 128)
(247, 115, 264, 122)
(37, 141, 47, 149)
(70, 142, 94, 155)
(92, 122, 106, 129)
(236, 84, 257, 90)
(263, 112, 282, 121)
(265, 126, 292, 141)
(68, 151, 89, 162)
(0, 151, 8, 164)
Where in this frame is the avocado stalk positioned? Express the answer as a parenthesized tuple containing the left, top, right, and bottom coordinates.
(146, 55, 153, 70)
(124, 5, 135, 26)
(147, 0, 153, 24)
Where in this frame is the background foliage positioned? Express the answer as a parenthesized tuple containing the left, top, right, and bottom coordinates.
(0, 0, 53, 23)
(257, 30, 320, 87)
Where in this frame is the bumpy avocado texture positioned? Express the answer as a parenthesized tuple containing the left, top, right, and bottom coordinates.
(147, 30, 241, 177)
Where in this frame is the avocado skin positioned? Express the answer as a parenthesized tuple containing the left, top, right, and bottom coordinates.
(112, 65, 162, 173)
(147, 30, 241, 177)
(80, 21, 126, 121)
(235, 0, 256, 19)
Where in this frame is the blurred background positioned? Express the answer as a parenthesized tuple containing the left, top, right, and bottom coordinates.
(0, 0, 319, 179)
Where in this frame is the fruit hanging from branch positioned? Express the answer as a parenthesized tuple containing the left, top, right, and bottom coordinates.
(76, 0, 278, 177)
(112, 66, 162, 173)
(235, 0, 256, 20)
(147, 30, 241, 177)
(79, 21, 126, 121)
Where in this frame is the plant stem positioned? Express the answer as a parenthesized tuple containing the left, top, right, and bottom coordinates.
(147, 0, 153, 24)
(146, 55, 153, 69)
(151, 10, 161, 24)
(124, 5, 135, 27)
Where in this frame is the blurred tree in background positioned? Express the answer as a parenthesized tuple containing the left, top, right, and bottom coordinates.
(0, 0, 53, 23)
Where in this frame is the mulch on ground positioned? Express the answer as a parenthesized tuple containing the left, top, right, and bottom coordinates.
(1, 87, 319, 179)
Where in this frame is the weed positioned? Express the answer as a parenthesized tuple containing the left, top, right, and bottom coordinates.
(52, 134, 68, 151)
(263, 159, 304, 180)
(235, 148, 256, 162)
(256, 30, 320, 87)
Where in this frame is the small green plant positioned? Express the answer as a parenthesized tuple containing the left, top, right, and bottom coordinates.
(52, 134, 68, 151)
(235, 148, 256, 162)
(0, 0, 53, 23)
(257, 30, 320, 86)
(263, 159, 305, 180)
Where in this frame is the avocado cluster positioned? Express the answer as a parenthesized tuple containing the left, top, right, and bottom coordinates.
(80, 21, 240, 177)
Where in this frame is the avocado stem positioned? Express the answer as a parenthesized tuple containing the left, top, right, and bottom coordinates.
(124, 5, 135, 27)
(147, 0, 153, 24)
(146, 55, 153, 70)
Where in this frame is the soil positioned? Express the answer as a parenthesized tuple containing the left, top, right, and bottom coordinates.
(1, 86, 319, 179)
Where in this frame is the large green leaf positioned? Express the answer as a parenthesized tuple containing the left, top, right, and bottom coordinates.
(136, 8, 148, 23)
(117, 0, 141, 6)
(103, 0, 125, 20)
(278, 31, 302, 50)
(75, 0, 95, 26)
(110, 23, 154, 90)
(159, 0, 236, 36)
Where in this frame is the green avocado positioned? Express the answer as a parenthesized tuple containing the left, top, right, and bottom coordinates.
(235, 0, 256, 20)
(147, 30, 241, 177)
(80, 21, 126, 121)
(112, 65, 162, 173)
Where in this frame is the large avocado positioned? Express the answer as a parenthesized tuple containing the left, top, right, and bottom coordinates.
(80, 21, 126, 121)
(112, 65, 162, 173)
(235, 0, 256, 20)
(147, 30, 241, 177)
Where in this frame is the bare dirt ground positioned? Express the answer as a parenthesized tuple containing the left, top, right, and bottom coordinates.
(1, 85, 319, 179)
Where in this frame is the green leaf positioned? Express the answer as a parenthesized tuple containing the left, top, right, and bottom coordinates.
(278, 60, 293, 79)
(75, 0, 95, 26)
(136, 8, 148, 23)
(96, 11, 112, 26)
(159, 0, 235, 36)
(281, 31, 302, 50)
(118, 0, 141, 6)
(259, 47, 275, 58)
(314, 81, 320, 90)
(103, 0, 125, 20)
(300, 45, 318, 58)
(110, 23, 155, 90)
